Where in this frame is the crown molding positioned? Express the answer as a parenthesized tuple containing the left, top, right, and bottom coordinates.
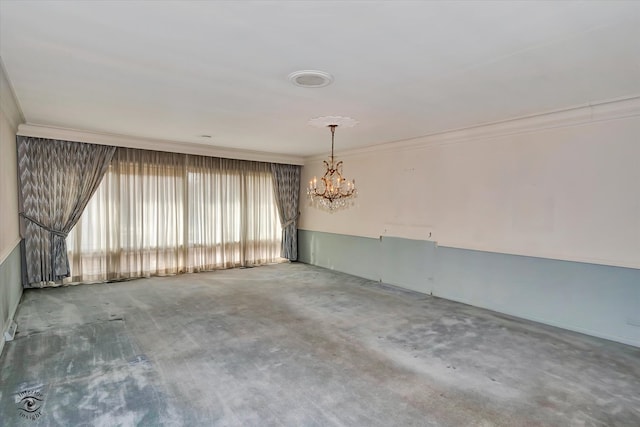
(12, 95, 640, 166)
(304, 95, 640, 162)
(0, 58, 25, 130)
(17, 124, 305, 165)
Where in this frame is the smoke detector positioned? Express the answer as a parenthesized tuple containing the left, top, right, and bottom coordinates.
(288, 70, 334, 88)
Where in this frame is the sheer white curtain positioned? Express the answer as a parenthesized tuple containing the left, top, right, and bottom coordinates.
(66, 148, 282, 283)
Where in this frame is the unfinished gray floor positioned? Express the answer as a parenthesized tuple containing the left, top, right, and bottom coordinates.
(1, 263, 639, 426)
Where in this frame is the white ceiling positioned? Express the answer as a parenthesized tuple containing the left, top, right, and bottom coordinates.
(1, 1, 639, 157)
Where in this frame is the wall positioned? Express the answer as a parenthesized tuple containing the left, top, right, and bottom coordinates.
(0, 58, 24, 355)
(298, 97, 640, 347)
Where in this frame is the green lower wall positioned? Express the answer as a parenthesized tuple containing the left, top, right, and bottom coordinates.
(298, 229, 640, 347)
(0, 242, 22, 356)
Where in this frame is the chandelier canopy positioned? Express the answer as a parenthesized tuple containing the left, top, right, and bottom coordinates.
(307, 117, 357, 211)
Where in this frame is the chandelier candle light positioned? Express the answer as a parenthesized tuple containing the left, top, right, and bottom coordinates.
(307, 116, 358, 211)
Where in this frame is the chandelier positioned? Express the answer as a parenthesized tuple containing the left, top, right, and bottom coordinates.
(307, 117, 357, 210)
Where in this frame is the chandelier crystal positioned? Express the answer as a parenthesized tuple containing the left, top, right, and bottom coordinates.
(307, 123, 357, 211)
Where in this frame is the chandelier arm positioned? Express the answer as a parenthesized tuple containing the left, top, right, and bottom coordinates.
(307, 121, 357, 210)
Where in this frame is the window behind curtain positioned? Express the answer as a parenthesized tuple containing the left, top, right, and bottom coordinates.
(66, 148, 282, 283)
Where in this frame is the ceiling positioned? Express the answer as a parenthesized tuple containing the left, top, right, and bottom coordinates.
(1, 1, 639, 157)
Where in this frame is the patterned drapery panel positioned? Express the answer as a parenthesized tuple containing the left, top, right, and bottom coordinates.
(17, 136, 115, 287)
(270, 163, 301, 261)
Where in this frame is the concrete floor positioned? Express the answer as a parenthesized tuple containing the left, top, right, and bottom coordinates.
(1, 263, 639, 426)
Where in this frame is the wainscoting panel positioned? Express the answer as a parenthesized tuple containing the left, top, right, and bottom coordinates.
(298, 229, 640, 347)
(0, 242, 23, 356)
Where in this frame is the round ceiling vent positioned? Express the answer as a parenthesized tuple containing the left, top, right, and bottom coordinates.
(288, 70, 334, 88)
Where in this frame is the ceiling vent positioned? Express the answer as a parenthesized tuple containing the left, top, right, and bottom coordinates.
(288, 70, 334, 88)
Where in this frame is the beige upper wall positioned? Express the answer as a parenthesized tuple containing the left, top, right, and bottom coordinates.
(299, 97, 640, 270)
(0, 58, 23, 263)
